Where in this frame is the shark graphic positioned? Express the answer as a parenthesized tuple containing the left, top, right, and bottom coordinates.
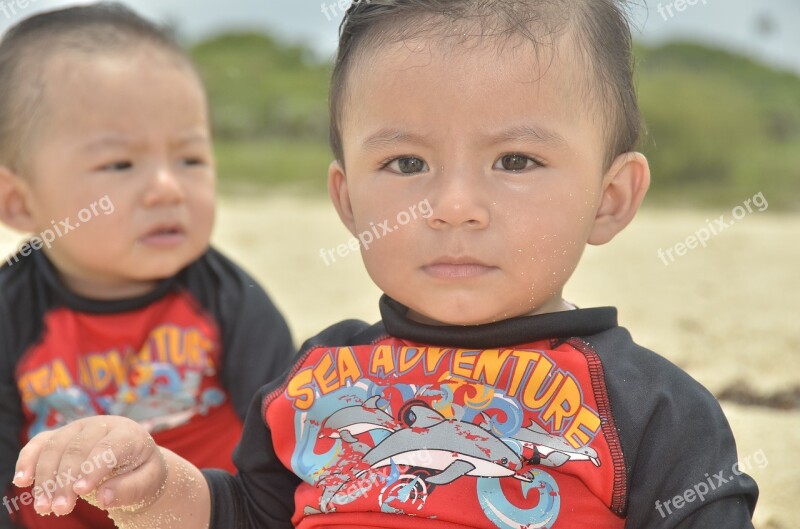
(510, 419, 601, 468)
(320, 395, 398, 443)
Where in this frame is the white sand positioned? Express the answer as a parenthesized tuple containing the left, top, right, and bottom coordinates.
(2, 195, 797, 527)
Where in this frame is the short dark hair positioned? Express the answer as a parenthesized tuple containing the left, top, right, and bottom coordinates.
(329, 0, 642, 171)
(0, 2, 195, 171)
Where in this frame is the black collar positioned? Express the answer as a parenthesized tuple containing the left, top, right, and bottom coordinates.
(379, 295, 617, 349)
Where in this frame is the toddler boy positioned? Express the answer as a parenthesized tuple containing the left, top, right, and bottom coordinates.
(13, 1, 758, 528)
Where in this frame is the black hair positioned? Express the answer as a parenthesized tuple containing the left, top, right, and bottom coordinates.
(0, 2, 195, 170)
(329, 0, 642, 171)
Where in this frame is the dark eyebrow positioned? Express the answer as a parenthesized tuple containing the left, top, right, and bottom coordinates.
(487, 124, 569, 149)
(361, 128, 431, 152)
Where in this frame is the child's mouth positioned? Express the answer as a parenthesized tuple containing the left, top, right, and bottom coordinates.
(140, 224, 187, 247)
(423, 257, 496, 279)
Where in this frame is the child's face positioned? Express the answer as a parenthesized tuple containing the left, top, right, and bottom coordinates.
(331, 36, 618, 325)
(20, 49, 215, 298)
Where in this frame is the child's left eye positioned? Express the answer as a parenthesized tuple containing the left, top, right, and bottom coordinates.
(493, 154, 541, 172)
(181, 157, 206, 167)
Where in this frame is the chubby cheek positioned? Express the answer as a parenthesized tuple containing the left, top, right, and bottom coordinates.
(357, 220, 418, 289)
(187, 192, 216, 246)
(35, 187, 101, 226)
(353, 211, 427, 294)
(507, 208, 590, 293)
(41, 211, 129, 271)
(73, 208, 130, 249)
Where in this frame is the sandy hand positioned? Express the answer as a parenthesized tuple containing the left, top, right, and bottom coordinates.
(12, 416, 167, 517)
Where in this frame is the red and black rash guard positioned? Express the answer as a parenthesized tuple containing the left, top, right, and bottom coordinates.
(204, 296, 758, 529)
(0, 247, 294, 529)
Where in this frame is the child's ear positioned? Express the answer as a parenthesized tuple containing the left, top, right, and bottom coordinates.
(327, 160, 358, 236)
(0, 166, 36, 233)
(588, 152, 650, 246)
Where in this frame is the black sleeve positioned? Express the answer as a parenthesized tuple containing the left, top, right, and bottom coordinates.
(201, 248, 296, 421)
(203, 384, 301, 529)
(0, 298, 24, 529)
(588, 328, 758, 528)
(201, 318, 378, 528)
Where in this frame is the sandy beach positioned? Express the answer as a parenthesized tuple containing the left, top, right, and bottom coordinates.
(1, 195, 797, 527)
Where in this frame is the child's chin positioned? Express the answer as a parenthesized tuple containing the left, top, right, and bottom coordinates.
(128, 259, 190, 283)
(135, 245, 206, 276)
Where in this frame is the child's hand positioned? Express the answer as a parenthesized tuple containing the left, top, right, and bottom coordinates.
(13, 416, 167, 517)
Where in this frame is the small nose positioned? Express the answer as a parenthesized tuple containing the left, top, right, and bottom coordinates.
(427, 169, 490, 230)
(142, 164, 184, 207)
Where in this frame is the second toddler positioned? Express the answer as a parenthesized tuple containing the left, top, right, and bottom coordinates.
(0, 4, 294, 528)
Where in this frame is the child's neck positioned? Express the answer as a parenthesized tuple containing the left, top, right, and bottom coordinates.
(59, 273, 160, 301)
(39, 249, 163, 301)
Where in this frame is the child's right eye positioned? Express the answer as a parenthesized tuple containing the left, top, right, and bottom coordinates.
(100, 161, 133, 172)
(384, 156, 428, 175)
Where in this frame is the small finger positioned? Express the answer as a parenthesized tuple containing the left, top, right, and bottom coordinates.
(14, 431, 56, 488)
(31, 423, 84, 515)
(50, 426, 113, 516)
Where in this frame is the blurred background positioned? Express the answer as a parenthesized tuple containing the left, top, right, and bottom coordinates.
(2, 0, 797, 205)
(1, 0, 798, 527)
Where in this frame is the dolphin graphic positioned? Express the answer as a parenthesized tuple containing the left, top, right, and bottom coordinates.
(510, 419, 601, 468)
(320, 395, 399, 443)
(363, 405, 531, 485)
(314, 404, 533, 513)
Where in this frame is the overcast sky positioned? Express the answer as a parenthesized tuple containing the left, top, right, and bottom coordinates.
(1, 0, 798, 74)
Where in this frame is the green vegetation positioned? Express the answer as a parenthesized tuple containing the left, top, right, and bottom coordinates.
(190, 33, 332, 194)
(636, 42, 800, 209)
(190, 33, 800, 209)
(212, 139, 333, 192)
